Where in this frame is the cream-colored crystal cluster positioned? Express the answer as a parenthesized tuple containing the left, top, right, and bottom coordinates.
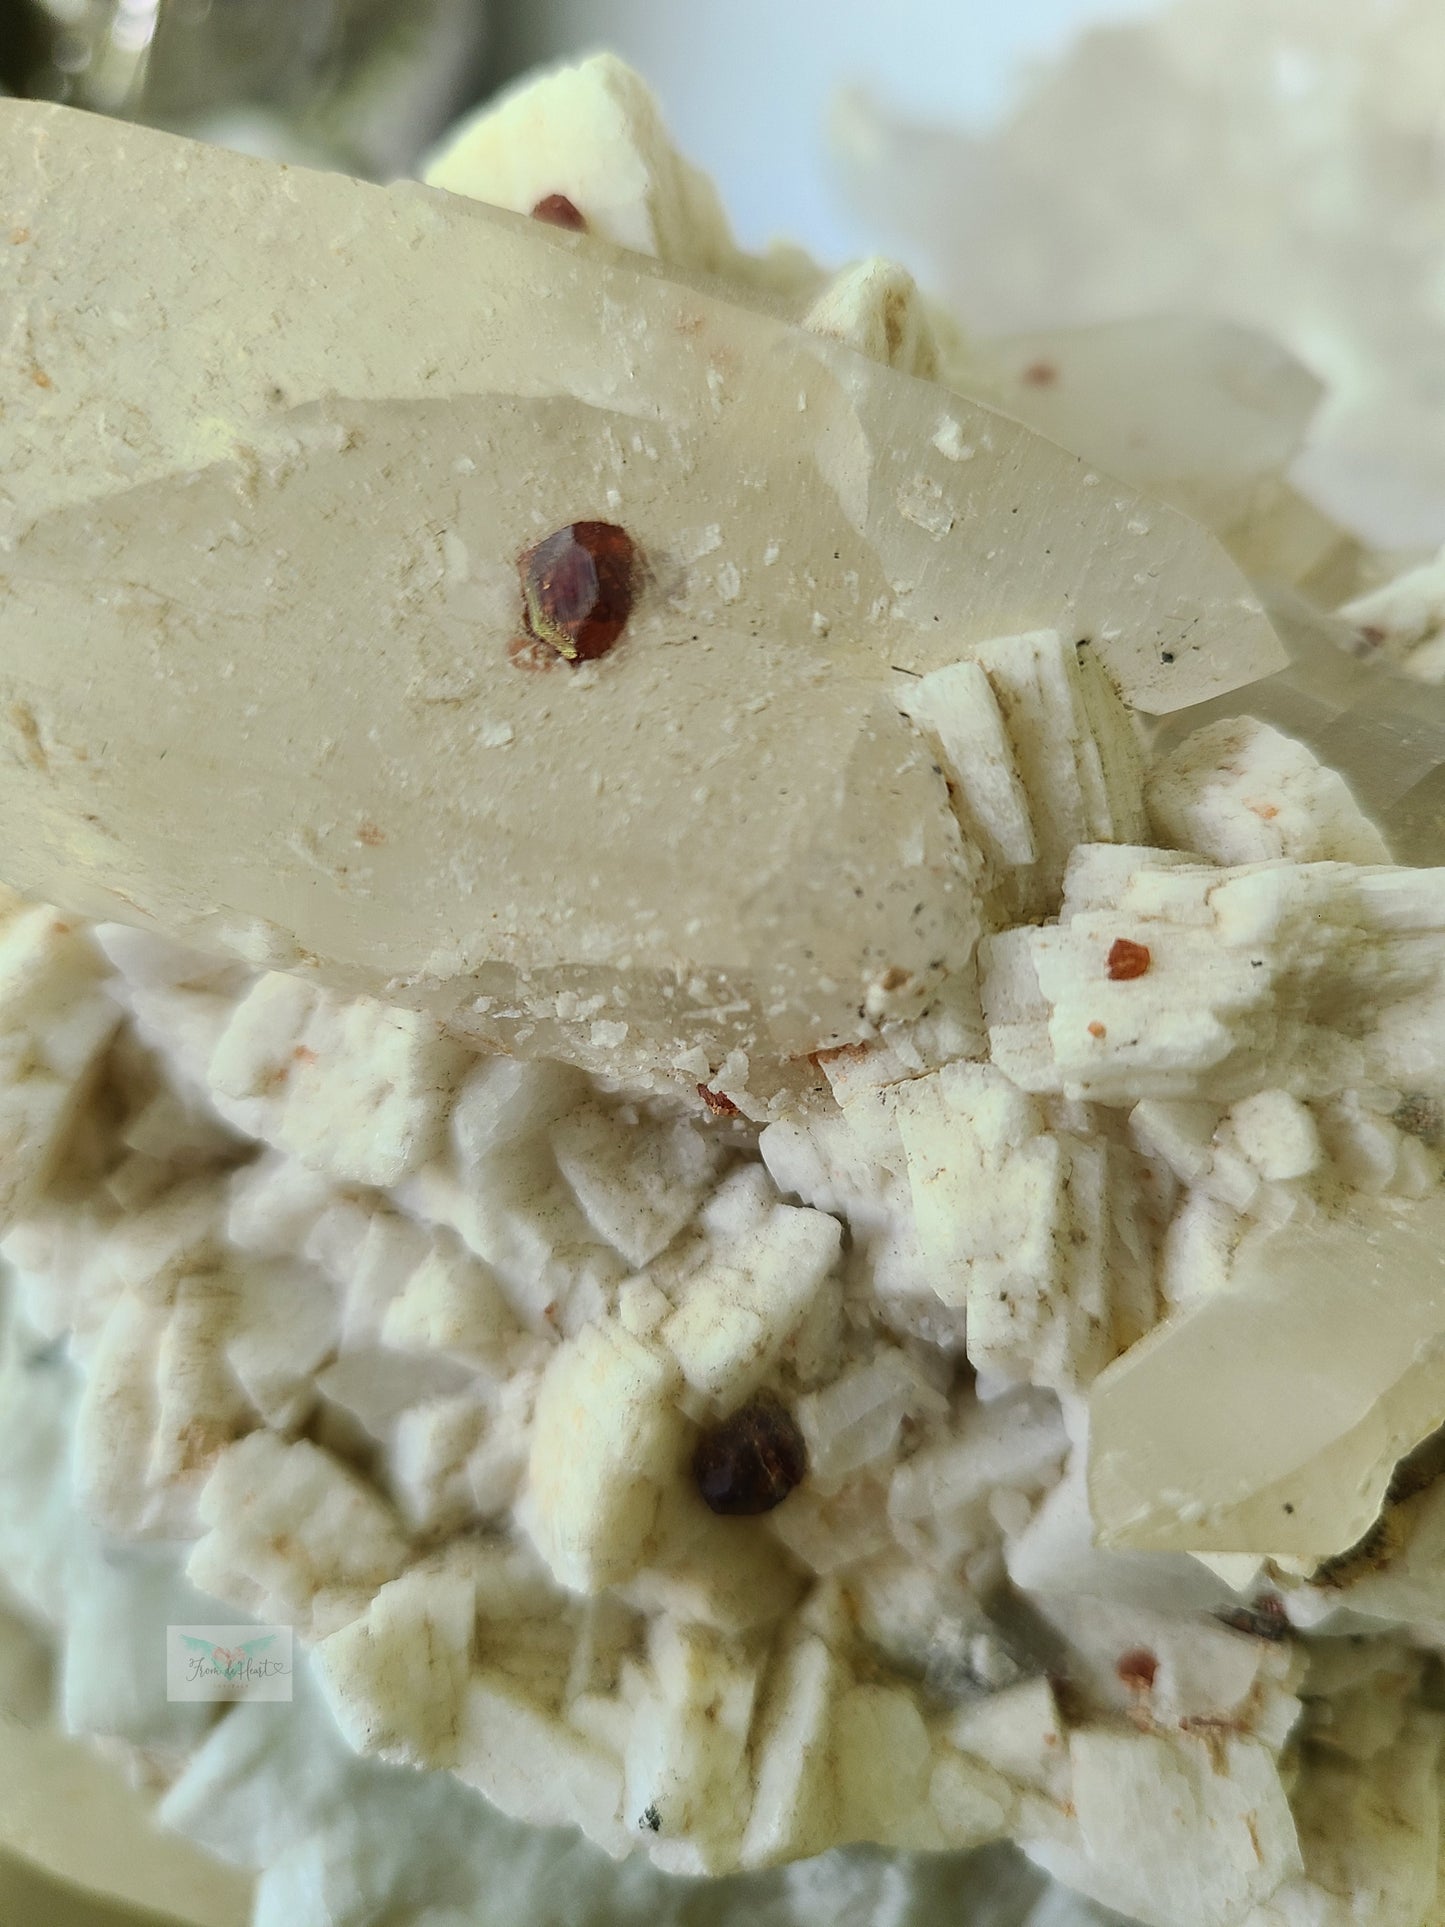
(4, 46, 1445, 1927)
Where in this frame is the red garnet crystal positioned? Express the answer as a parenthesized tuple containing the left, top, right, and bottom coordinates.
(1115, 1648, 1159, 1690)
(520, 522, 637, 663)
(1106, 937, 1152, 981)
(532, 193, 588, 231)
(693, 1392, 807, 1517)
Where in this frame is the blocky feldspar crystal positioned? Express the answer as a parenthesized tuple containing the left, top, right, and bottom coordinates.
(0, 102, 1284, 1100)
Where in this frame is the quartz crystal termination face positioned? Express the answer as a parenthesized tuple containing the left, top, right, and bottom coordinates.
(0, 101, 1282, 1104)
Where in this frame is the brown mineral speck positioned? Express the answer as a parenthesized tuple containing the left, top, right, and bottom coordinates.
(1392, 1092, 1443, 1146)
(1088, 1020, 1107, 1038)
(356, 821, 386, 847)
(1022, 360, 1059, 386)
(1215, 1596, 1290, 1641)
(697, 1085, 741, 1117)
(520, 522, 637, 663)
(1106, 937, 1152, 981)
(693, 1392, 807, 1516)
(1116, 1648, 1158, 1690)
(532, 193, 588, 231)
(879, 965, 912, 992)
(809, 1043, 869, 1068)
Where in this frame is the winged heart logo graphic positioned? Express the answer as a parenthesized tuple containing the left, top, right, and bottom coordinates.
(179, 1633, 277, 1678)
(168, 1625, 293, 1702)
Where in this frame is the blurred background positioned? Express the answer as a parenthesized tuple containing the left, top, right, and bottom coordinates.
(0, 0, 1162, 257)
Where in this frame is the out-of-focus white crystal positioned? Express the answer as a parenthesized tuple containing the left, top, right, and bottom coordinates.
(836, 0, 1445, 548)
(1340, 547, 1445, 684)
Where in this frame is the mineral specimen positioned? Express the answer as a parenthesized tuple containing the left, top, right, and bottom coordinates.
(6, 36, 1445, 1927)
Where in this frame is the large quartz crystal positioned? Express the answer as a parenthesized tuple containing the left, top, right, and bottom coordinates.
(1089, 1194, 1445, 1561)
(0, 99, 1282, 1105)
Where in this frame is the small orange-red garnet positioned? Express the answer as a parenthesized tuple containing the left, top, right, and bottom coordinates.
(1106, 937, 1151, 981)
(520, 522, 637, 664)
(532, 193, 588, 231)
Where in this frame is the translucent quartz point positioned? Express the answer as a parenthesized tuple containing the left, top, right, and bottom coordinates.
(1090, 1193, 1445, 1563)
(0, 102, 1279, 1095)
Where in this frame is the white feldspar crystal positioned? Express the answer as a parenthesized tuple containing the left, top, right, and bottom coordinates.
(1147, 715, 1391, 867)
(378, 1236, 525, 1369)
(522, 1321, 687, 1593)
(660, 1195, 842, 1407)
(422, 52, 741, 280)
(313, 1558, 476, 1770)
(738, 1631, 847, 1868)
(1226, 1089, 1321, 1184)
(984, 847, 1445, 1106)
(895, 627, 1145, 921)
(1340, 546, 1445, 684)
(186, 1431, 410, 1635)
(0, 95, 1283, 1103)
(622, 1619, 759, 1874)
(884, 1061, 1155, 1390)
(832, 1683, 945, 1852)
(549, 1104, 722, 1269)
(208, 975, 471, 1188)
(802, 258, 940, 380)
(0, 904, 120, 1232)
(1039, 1728, 1301, 1927)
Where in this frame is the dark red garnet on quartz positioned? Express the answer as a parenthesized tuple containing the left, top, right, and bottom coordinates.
(532, 193, 588, 231)
(693, 1392, 808, 1516)
(520, 521, 637, 663)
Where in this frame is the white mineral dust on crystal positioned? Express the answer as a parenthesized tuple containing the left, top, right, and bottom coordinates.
(5, 45, 1445, 1927)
